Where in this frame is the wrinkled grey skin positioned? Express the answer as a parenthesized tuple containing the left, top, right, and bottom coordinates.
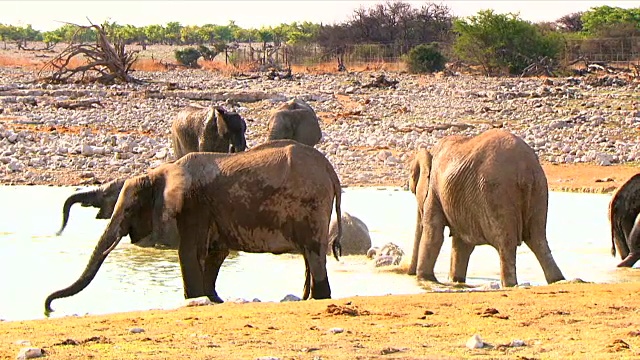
(408, 129, 565, 287)
(328, 212, 371, 256)
(267, 99, 322, 147)
(171, 105, 247, 159)
(56, 179, 178, 249)
(608, 173, 640, 267)
(45, 140, 343, 314)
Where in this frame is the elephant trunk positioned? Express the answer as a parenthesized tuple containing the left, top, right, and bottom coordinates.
(45, 218, 124, 315)
(56, 189, 101, 236)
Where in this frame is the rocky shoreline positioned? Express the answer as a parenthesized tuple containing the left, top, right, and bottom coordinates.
(0, 65, 638, 189)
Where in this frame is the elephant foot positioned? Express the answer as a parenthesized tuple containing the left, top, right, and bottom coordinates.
(207, 294, 225, 304)
(416, 273, 439, 283)
(310, 278, 331, 300)
(617, 253, 640, 268)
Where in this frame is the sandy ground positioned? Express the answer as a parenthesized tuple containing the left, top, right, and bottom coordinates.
(1, 282, 639, 359)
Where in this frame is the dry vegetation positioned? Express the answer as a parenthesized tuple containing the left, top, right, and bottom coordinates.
(1, 282, 639, 359)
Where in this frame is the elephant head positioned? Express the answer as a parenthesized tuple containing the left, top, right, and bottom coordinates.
(56, 179, 126, 236)
(171, 105, 247, 159)
(267, 99, 322, 147)
(45, 164, 185, 314)
(609, 173, 640, 267)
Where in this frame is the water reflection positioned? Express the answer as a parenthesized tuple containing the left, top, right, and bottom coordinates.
(0, 185, 637, 322)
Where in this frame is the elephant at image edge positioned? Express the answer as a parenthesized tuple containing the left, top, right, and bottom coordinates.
(408, 129, 565, 287)
(55, 179, 178, 249)
(267, 98, 322, 147)
(45, 140, 343, 314)
(328, 211, 371, 256)
(171, 105, 247, 159)
(608, 173, 640, 267)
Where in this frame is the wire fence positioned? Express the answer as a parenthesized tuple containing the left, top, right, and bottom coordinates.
(226, 37, 640, 72)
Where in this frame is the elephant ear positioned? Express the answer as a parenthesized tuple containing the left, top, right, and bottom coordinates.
(214, 108, 229, 137)
(150, 163, 190, 247)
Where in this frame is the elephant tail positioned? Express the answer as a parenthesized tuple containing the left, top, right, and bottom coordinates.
(329, 172, 343, 261)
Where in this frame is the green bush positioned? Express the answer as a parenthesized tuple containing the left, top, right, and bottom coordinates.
(405, 43, 447, 73)
(174, 47, 201, 68)
(453, 10, 564, 76)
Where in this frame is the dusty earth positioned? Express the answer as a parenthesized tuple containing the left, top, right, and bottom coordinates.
(1, 282, 639, 359)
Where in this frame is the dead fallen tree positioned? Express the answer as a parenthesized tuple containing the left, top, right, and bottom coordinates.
(38, 22, 141, 84)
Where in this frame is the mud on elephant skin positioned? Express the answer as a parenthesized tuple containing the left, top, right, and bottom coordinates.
(267, 98, 322, 147)
(56, 178, 179, 249)
(171, 104, 247, 159)
(408, 129, 565, 287)
(44, 140, 343, 314)
(328, 212, 371, 256)
(609, 173, 640, 267)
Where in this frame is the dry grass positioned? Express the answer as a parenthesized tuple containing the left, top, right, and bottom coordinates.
(1, 282, 639, 359)
(0, 55, 41, 68)
(291, 61, 406, 74)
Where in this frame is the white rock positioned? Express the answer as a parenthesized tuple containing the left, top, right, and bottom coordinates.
(510, 339, 525, 347)
(376, 150, 391, 161)
(7, 133, 18, 143)
(7, 160, 24, 172)
(184, 296, 213, 307)
(118, 166, 132, 173)
(328, 327, 344, 334)
(595, 153, 612, 166)
(466, 334, 484, 349)
(16, 347, 44, 359)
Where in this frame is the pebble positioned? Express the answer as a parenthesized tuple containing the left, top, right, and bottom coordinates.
(0, 67, 638, 187)
(16, 348, 44, 359)
(129, 327, 145, 334)
(466, 334, 484, 349)
(280, 294, 301, 302)
(184, 296, 213, 307)
(327, 327, 344, 334)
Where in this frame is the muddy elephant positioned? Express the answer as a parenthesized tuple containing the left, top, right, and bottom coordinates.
(44, 140, 343, 314)
(171, 105, 247, 159)
(408, 129, 565, 287)
(267, 98, 322, 147)
(55, 179, 178, 249)
(328, 212, 371, 256)
(609, 173, 640, 267)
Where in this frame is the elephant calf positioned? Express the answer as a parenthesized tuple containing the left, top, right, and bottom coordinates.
(609, 173, 640, 267)
(45, 140, 343, 314)
(267, 98, 322, 147)
(171, 105, 247, 159)
(408, 129, 565, 287)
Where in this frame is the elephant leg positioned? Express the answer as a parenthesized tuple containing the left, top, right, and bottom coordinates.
(408, 210, 423, 276)
(302, 257, 311, 300)
(303, 247, 331, 299)
(202, 247, 229, 303)
(617, 216, 640, 267)
(497, 244, 518, 287)
(525, 229, 565, 283)
(415, 195, 446, 283)
(176, 219, 208, 299)
(450, 237, 474, 283)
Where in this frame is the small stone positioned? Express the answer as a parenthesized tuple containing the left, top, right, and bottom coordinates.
(16, 347, 44, 359)
(280, 294, 301, 302)
(81, 144, 94, 156)
(510, 339, 525, 347)
(466, 334, 484, 349)
(327, 327, 344, 334)
(184, 296, 213, 307)
(14, 340, 31, 346)
(129, 327, 145, 334)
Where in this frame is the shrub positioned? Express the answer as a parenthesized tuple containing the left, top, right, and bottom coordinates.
(174, 47, 201, 68)
(405, 43, 447, 73)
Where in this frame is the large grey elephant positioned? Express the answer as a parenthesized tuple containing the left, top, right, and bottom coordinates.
(328, 212, 371, 256)
(608, 173, 640, 267)
(408, 129, 565, 287)
(171, 105, 247, 159)
(55, 179, 178, 249)
(267, 98, 322, 147)
(44, 140, 343, 314)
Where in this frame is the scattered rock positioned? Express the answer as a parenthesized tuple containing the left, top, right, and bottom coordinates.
(184, 296, 213, 307)
(466, 334, 485, 349)
(280, 294, 301, 302)
(16, 348, 44, 359)
(327, 327, 344, 334)
(129, 327, 145, 334)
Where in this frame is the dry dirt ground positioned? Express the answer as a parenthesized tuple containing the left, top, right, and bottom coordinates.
(1, 282, 639, 360)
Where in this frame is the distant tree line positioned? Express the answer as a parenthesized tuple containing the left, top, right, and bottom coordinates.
(1, 2, 639, 75)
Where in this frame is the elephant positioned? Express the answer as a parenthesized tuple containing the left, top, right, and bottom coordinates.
(328, 212, 371, 256)
(44, 140, 343, 314)
(608, 173, 640, 267)
(407, 129, 565, 287)
(267, 98, 322, 147)
(171, 104, 247, 159)
(55, 179, 178, 249)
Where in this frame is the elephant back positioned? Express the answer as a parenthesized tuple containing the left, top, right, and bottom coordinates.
(328, 212, 371, 256)
(267, 99, 322, 147)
